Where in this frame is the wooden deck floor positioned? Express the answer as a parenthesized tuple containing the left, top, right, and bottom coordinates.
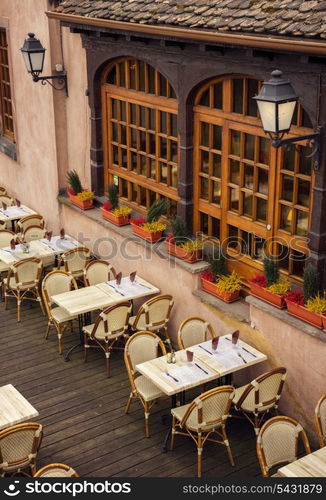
(1, 299, 263, 478)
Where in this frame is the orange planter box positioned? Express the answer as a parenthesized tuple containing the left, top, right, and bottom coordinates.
(201, 277, 240, 303)
(101, 207, 130, 226)
(131, 223, 163, 243)
(286, 300, 323, 329)
(68, 192, 93, 210)
(165, 240, 202, 263)
(249, 283, 285, 309)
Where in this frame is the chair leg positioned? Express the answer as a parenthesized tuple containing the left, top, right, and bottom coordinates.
(197, 434, 203, 478)
(4, 291, 8, 310)
(84, 332, 89, 363)
(144, 402, 150, 437)
(17, 295, 21, 322)
(254, 414, 259, 435)
(57, 325, 63, 355)
(105, 349, 111, 377)
(125, 393, 133, 414)
(222, 425, 235, 466)
(170, 416, 176, 451)
(45, 321, 51, 340)
(37, 292, 45, 316)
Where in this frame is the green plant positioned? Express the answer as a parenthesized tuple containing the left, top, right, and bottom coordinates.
(303, 264, 319, 304)
(146, 199, 169, 223)
(142, 221, 167, 233)
(263, 257, 279, 287)
(180, 239, 204, 252)
(209, 251, 227, 279)
(75, 191, 94, 201)
(66, 170, 83, 194)
(216, 270, 242, 293)
(169, 215, 189, 245)
(267, 279, 291, 295)
(108, 184, 119, 210)
(305, 294, 326, 314)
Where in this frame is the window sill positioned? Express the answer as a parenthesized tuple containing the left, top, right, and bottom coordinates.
(193, 289, 251, 324)
(246, 295, 326, 343)
(0, 136, 17, 161)
(58, 194, 209, 275)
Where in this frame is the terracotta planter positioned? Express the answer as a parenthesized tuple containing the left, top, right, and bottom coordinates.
(165, 240, 202, 263)
(322, 315, 326, 331)
(249, 282, 285, 309)
(68, 192, 93, 210)
(286, 300, 323, 329)
(101, 207, 130, 226)
(131, 223, 163, 243)
(201, 277, 240, 303)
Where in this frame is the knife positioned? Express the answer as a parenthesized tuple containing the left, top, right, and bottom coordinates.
(194, 362, 208, 375)
(106, 282, 125, 296)
(241, 346, 257, 358)
(198, 344, 212, 355)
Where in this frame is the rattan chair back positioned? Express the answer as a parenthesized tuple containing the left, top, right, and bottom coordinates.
(315, 393, 326, 448)
(0, 229, 15, 248)
(84, 259, 114, 286)
(178, 316, 215, 349)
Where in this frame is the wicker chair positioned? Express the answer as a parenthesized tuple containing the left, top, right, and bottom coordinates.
(314, 393, 326, 448)
(0, 229, 15, 248)
(256, 416, 311, 477)
(0, 422, 43, 477)
(0, 187, 7, 195)
(124, 331, 167, 437)
(232, 367, 287, 435)
(42, 270, 78, 354)
(178, 316, 215, 350)
(170, 386, 235, 477)
(34, 463, 79, 477)
(83, 302, 132, 377)
(57, 247, 90, 285)
(0, 220, 6, 229)
(16, 215, 44, 235)
(22, 225, 46, 243)
(4, 257, 45, 322)
(129, 294, 174, 350)
(0, 195, 14, 208)
(84, 259, 115, 286)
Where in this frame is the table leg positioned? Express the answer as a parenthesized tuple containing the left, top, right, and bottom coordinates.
(64, 312, 89, 362)
(162, 394, 177, 453)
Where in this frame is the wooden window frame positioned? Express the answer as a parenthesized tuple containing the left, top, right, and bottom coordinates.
(0, 24, 14, 142)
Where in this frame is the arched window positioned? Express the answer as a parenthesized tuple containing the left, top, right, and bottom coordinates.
(193, 76, 313, 282)
(101, 58, 179, 215)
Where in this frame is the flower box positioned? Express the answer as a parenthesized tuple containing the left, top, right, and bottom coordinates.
(286, 300, 323, 329)
(131, 223, 163, 243)
(101, 207, 129, 226)
(68, 191, 93, 210)
(249, 282, 285, 309)
(200, 277, 240, 303)
(322, 315, 326, 331)
(165, 240, 202, 263)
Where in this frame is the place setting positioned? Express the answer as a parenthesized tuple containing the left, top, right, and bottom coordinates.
(105, 269, 154, 298)
(39, 228, 81, 252)
(162, 349, 215, 388)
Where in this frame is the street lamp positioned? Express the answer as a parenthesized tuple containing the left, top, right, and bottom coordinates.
(20, 33, 67, 94)
(254, 70, 320, 168)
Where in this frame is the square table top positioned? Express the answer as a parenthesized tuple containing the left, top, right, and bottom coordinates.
(52, 276, 160, 316)
(278, 447, 326, 477)
(0, 205, 36, 221)
(0, 384, 39, 430)
(136, 334, 267, 396)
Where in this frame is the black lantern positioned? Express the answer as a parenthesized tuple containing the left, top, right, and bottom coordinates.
(254, 69, 321, 169)
(20, 33, 67, 93)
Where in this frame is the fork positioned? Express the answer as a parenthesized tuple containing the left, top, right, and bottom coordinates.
(165, 371, 179, 383)
(237, 352, 247, 364)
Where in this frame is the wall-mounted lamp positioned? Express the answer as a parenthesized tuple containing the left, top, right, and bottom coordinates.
(20, 33, 68, 95)
(254, 70, 321, 170)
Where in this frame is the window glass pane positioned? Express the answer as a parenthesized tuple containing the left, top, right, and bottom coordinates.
(213, 181, 221, 205)
(212, 154, 221, 178)
(148, 65, 155, 94)
(160, 112, 167, 134)
(292, 250, 307, 276)
(243, 193, 253, 216)
(160, 137, 167, 159)
(280, 205, 293, 232)
(140, 186, 147, 206)
(229, 188, 239, 212)
(148, 133, 155, 155)
(119, 62, 125, 87)
(160, 162, 167, 184)
(171, 114, 177, 137)
(171, 140, 178, 163)
(121, 148, 127, 167)
(254, 236, 266, 261)
(213, 82, 223, 109)
(296, 210, 309, 236)
(231, 130, 241, 156)
(111, 99, 118, 119)
(149, 158, 156, 179)
(120, 125, 126, 145)
(120, 178, 128, 198)
(111, 122, 118, 142)
(247, 79, 259, 117)
(256, 198, 267, 222)
(159, 73, 167, 97)
(299, 147, 312, 175)
(244, 134, 255, 161)
(201, 122, 209, 147)
(131, 128, 137, 149)
(200, 212, 209, 234)
(200, 177, 209, 200)
(282, 175, 294, 202)
(108, 66, 117, 84)
(258, 168, 268, 195)
(212, 218, 220, 239)
(241, 230, 252, 255)
(171, 165, 178, 188)
(278, 244, 290, 271)
(199, 88, 210, 107)
(233, 79, 243, 114)
(130, 104, 137, 125)
(140, 131, 146, 152)
(121, 101, 126, 122)
(149, 108, 155, 130)
(140, 107, 146, 128)
(139, 60, 145, 92)
(228, 225, 239, 250)
(283, 145, 295, 171)
(129, 61, 136, 89)
(200, 150, 209, 174)
(259, 137, 270, 165)
(213, 125, 222, 150)
(244, 164, 254, 190)
(297, 178, 310, 207)
(230, 160, 240, 185)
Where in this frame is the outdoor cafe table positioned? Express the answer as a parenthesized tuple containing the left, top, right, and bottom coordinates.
(0, 205, 37, 231)
(277, 447, 326, 477)
(0, 384, 39, 430)
(52, 276, 160, 360)
(136, 334, 267, 451)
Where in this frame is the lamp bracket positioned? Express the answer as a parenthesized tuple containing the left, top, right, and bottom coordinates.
(32, 74, 68, 95)
(269, 128, 322, 171)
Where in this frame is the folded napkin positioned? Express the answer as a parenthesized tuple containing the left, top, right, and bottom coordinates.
(45, 231, 53, 241)
(232, 330, 240, 345)
(115, 272, 122, 285)
(212, 337, 219, 350)
(2, 202, 7, 211)
(60, 228, 65, 239)
(10, 238, 16, 250)
(130, 271, 137, 282)
(186, 350, 194, 362)
(15, 199, 21, 207)
(112, 268, 117, 279)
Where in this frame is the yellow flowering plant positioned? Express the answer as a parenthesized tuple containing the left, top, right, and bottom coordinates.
(75, 190, 95, 201)
(267, 279, 291, 296)
(306, 294, 326, 314)
(142, 221, 167, 233)
(180, 239, 204, 252)
(112, 206, 132, 217)
(216, 270, 242, 294)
